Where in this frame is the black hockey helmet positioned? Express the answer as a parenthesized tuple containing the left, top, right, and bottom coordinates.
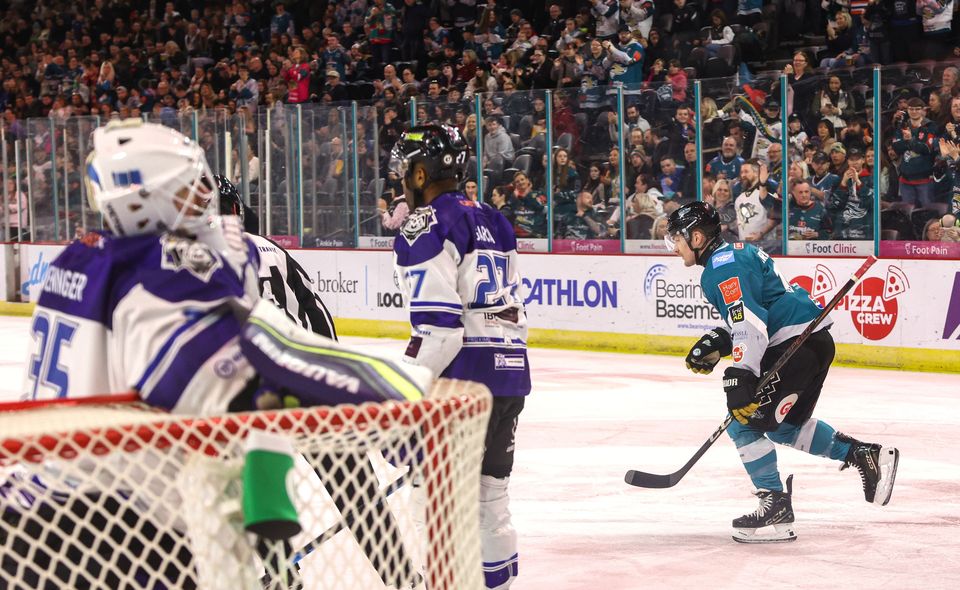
(388, 124, 469, 186)
(214, 174, 244, 222)
(666, 202, 723, 265)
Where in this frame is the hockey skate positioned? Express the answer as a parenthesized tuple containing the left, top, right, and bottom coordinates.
(837, 433, 900, 506)
(732, 474, 797, 544)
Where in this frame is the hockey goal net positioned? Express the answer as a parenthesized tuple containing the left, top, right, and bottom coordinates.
(0, 379, 492, 590)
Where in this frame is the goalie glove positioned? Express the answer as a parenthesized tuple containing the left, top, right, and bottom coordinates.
(685, 328, 732, 375)
(723, 366, 760, 425)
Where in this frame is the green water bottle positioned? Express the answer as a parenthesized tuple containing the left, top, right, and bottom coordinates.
(242, 430, 302, 540)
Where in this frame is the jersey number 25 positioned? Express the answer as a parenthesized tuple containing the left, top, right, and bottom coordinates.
(27, 312, 77, 399)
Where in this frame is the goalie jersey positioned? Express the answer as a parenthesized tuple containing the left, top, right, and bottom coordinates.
(22, 231, 258, 415)
(700, 242, 831, 378)
(394, 191, 531, 397)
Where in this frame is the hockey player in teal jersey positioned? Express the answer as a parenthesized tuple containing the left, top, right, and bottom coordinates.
(664, 202, 900, 543)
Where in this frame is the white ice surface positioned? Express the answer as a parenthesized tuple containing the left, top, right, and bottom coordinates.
(2, 316, 959, 589)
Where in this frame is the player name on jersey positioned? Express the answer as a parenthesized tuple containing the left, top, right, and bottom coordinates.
(41, 267, 88, 302)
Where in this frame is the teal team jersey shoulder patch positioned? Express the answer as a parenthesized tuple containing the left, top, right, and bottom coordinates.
(711, 250, 735, 269)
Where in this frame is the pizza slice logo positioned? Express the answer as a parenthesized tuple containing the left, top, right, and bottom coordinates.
(843, 264, 909, 341)
(883, 265, 909, 301)
(732, 343, 746, 363)
(719, 277, 742, 305)
(812, 264, 836, 298)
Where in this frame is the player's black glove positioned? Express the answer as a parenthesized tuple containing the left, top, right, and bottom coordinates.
(685, 328, 732, 374)
(723, 366, 760, 425)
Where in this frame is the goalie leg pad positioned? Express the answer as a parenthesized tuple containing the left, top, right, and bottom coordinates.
(479, 475, 518, 589)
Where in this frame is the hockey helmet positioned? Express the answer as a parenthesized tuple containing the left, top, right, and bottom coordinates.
(388, 124, 469, 185)
(84, 119, 218, 237)
(215, 175, 244, 222)
(665, 201, 721, 252)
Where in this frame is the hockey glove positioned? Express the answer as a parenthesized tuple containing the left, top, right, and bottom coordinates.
(685, 328, 733, 374)
(723, 366, 760, 425)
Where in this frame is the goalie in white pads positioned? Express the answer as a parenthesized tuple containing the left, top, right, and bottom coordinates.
(390, 125, 531, 589)
(16, 120, 431, 589)
(665, 202, 900, 544)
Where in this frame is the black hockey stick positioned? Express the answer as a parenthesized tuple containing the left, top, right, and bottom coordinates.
(625, 255, 878, 489)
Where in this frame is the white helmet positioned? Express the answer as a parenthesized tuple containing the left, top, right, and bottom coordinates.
(85, 119, 218, 237)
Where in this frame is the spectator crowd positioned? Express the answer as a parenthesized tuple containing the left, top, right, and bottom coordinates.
(2, 0, 959, 247)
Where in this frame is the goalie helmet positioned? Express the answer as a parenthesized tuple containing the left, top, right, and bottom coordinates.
(84, 119, 218, 237)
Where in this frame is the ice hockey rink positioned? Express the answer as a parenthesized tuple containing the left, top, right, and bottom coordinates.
(1, 315, 959, 590)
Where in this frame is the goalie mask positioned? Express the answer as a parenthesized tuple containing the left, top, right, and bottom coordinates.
(389, 124, 469, 207)
(84, 120, 218, 237)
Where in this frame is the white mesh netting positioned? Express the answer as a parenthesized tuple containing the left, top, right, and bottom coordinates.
(0, 379, 491, 590)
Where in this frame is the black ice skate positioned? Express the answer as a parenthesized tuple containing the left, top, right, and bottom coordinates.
(731, 474, 797, 544)
(836, 433, 900, 506)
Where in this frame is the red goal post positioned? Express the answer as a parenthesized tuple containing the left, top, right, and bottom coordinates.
(0, 379, 492, 590)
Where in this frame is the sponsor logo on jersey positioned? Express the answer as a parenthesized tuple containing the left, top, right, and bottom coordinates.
(79, 232, 104, 248)
(401, 206, 438, 245)
(732, 344, 748, 365)
(835, 265, 908, 341)
(711, 250, 735, 269)
(733, 243, 744, 249)
(719, 277, 742, 305)
(494, 353, 526, 370)
(775, 393, 799, 424)
(728, 301, 744, 323)
(160, 235, 223, 282)
(944, 272, 960, 340)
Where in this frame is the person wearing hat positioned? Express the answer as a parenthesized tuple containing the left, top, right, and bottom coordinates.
(828, 142, 847, 175)
(605, 26, 646, 92)
(787, 112, 809, 161)
(827, 146, 873, 240)
(810, 151, 841, 204)
(892, 96, 938, 207)
(321, 68, 347, 103)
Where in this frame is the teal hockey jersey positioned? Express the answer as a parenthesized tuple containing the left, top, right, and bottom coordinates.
(699, 242, 830, 376)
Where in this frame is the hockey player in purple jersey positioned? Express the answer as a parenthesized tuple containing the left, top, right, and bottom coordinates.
(390, 125, 530, 590)
(20, 120, 431, 589)
(25, 119, 427, 411)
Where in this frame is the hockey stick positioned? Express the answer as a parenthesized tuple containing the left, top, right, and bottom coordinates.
(625, 255, 878, 489)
